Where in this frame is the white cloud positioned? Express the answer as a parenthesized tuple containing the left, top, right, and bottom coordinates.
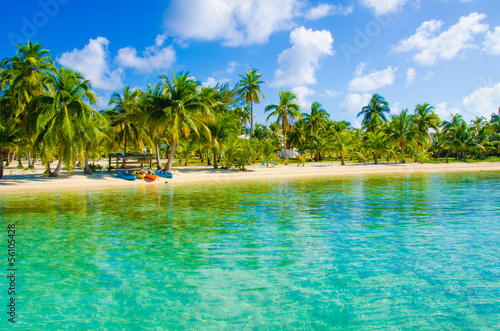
(348, 65, 397, 92)
(164, 0, 300, 46)
(340, 92, 372, 113)
(406, 68, 417, 86)
(434, 102, 455, 121)
(483, 26, 500, 55)
(424, 71, 434, 81)
(360, 0, 408, 16)
(201, 76, 230, 87)
(155, 34, 167, 47)
(226, 61, 238, 74)
(291, 86, 315, 109)
(116, 44, 176, 73)
(273, 27, 334, 87)
(394, 12, 489, 65)
(323, 89, 339, 98)
(57, 37, 124, 91)
(462, 83, 500, 119)
(305, 3, 353, 19)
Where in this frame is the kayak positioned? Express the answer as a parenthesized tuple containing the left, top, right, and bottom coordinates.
(155, 170, 173, 178)
(144, 174, 158, 181)
(133, 170, 146, 179)
(117, 170, 137, 181)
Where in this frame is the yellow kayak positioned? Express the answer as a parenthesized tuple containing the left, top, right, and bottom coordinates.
(133, 170, 147, 179)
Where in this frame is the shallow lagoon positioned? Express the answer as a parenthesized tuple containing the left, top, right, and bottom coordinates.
(1, 172, 499, 329)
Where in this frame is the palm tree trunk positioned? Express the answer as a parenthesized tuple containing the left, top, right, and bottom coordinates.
(155, 137, 163, 170)
(374, 154, 378, 165)
(283, 126, 288, 165)
(45, 161, 53, 176)
(207, 148, 212, 166)
(32, 150, 37, 168)
(27, 150, 32, 169)
(10, 151, 15, 166)
(0, 156, 4, 179)
(50, 143, 64, 177)
(84, 146, 92, 175)
(340, 153, 345, 166)
(213, 149, 218, 169)
(5, 152, 11, 167)
(17, 151, 24, 168)
(122, 132, 128, 168)
(165, 140, 176, 171)
(250, 102, 253, 141)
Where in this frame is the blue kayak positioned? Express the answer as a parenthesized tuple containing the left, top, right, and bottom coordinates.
(117, 170, 137, 181)
(155, 170, 173, 178)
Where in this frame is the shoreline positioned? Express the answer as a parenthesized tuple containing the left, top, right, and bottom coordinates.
(1, 161, 499, 194)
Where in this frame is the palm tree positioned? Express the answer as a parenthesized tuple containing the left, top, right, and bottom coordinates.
(253, 123, 273, 140)
(32, 67, 104, 176)
(303, 102, 330, 160)
(236, 69, 267, 141)
(139, 83, 171, 169)
(0, 118, 20, 179)
(363, 130, 388, 164)
(106, 86, 144, 167)
(206, 113, 239, 169)
(146, 72, 211, 171)
(265, 90, 301, 165)
(385, 109, 423, 163)
(1, 41, 55, 168)
(329, 128, 354, 165)
(234, 105, 251, 133)
(357, 94, 390, 132)
(413, 103, 440, 146)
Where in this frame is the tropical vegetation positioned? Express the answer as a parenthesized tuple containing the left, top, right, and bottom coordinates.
(1, 42, 500, 178)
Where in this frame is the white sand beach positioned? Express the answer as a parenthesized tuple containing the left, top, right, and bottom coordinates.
(1, 161, 499, 193)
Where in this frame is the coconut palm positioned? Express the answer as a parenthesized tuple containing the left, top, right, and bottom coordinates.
(265, 90, 301, 165)
(234, 105, 251, 132)
(139, 83, 172, 169)
(0, 118, 20, 179)
(106, 86, 146, 167)
(146, 72, 211, 171)
(303, 102, 330, 160)
(413, 103, 440, 146)
(357, 94, 390, 132)
(1, 41, 55, 168)
(329, 128, 354, 165)
(363, 130, 388, 164)
(32, 67, 103, 176)
(236, 69, 267, 141)
(385, 109, 422, 163)
(206, 113, 239, 169)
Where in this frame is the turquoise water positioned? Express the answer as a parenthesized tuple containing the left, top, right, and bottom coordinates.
(1, 172, 499, 329)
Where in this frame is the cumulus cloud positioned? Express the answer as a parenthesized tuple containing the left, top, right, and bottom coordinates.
(360, 0, 408, 16)
(291, 86, 315, 109)
(201, 76, 230, 87)
(305, 3, 353, 19)
(406, 68, 417, 86)
(348, 65, 397, 92)
(322, 89, 339, 98)
(57, 37, 124, 91)
(340, 92, 372, 114)
(462, 83, 500, 119)
(273, 27, 334, 87)
(483, 26, 500, 55)
(164, 0, 300, 46)
(116, 46, 176, 73)
(393, 12, 489, 65)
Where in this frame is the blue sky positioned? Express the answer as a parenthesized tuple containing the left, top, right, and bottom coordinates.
(2, 0, 500, 127)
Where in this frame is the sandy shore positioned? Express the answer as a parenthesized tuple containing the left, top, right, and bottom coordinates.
(1, 161, 499, 193)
